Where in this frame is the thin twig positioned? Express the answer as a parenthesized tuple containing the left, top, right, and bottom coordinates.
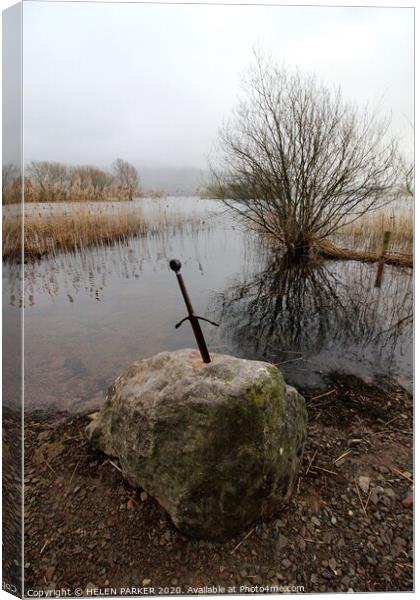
(311, 465, 338, 476)
(109, 460, 123, 473)
(309, 389, 336, 403)
(383, 416, 401, 427)
(230, 527, 255, 554)
(355, 483, 367, 517)
(396, 562, 413, 569)
(333, 449, 352, 464)
(274, 357, 303, 366)
(65, 460, 80, 497)
(364, 489, 372, 513)
(303, 538, 328, 545)
(43, 457, 56, 475)
(305, 449, 318, 475)
(40, 539, 50, 555)
(391, 467, 413, 482)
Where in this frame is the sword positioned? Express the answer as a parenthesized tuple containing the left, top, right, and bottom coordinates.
(169, 259, 219, 363)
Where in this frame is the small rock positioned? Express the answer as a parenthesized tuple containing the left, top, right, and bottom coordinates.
(140, 491, 148, 502)
(142, 579, 151, 586)
(358, 476, 371, 494)
(281, 558, 292, 569)
(383, 488, 396, 499)
(402, 491, 413, 508)
(276, 534, 289, 551)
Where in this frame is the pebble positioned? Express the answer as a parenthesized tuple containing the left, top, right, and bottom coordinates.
(358, 476, 371, 494)
(276, 534, 289, 551)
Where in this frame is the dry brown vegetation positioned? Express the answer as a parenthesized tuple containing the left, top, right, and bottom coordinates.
(2, 159, 142, 205)
(315, 206, 413, 268)
(2, 205, 199, 261)
(335, 206, 413, 254)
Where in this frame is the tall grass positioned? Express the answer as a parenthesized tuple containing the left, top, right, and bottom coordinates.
(334, 206, 413, 255)
(2, 205, 199, 261)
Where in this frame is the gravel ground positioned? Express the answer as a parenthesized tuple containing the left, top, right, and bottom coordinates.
(23, 374, 413, 595)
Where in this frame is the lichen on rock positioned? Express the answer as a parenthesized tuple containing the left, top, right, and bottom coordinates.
(90, 349, 307, 540)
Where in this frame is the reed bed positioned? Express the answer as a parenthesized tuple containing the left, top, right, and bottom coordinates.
(334, 206, 413, 255)
(2, 205, 199, 261)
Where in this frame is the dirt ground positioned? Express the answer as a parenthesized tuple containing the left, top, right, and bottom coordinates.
(23, 374, 413, 595)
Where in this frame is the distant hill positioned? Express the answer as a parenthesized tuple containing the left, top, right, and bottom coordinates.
(139, 167, 210, 196)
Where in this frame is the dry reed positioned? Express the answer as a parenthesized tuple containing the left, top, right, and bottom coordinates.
(2, 206, 197, 261)
(334, 206, 413, 254)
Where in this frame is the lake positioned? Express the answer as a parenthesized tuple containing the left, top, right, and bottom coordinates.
(3, 197, 413, 412)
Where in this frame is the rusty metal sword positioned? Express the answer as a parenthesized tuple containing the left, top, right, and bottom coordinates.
(169, 259, 219, 363)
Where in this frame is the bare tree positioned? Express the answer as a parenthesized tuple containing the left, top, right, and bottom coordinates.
(397, 156, 414, 197)
(2, 163, 21, 204)
(211, 54, 399, 256)
(2, 163, 19, 193)
(27, 161, 69, 202)
(69, 165, 114, 200)
(112, 158, 140, 201)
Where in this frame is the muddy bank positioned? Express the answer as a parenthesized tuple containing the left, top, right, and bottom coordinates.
(23, 374, 413, 594)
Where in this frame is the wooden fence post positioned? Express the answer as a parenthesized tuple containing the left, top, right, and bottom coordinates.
(374, 230, 391, 288)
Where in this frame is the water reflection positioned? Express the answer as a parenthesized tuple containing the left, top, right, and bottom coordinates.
(2, 198, 413, 411)
(211, 254, 413, 389)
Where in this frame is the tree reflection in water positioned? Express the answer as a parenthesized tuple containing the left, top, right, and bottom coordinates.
(211, 253, 412, 387)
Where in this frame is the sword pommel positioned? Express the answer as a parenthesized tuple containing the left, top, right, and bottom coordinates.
(169, 259, 182, 272)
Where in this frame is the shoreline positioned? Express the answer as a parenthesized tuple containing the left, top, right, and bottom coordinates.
(15, 373, 413, 594)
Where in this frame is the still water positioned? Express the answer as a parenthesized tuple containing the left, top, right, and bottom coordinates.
(3, 198, 413, 411)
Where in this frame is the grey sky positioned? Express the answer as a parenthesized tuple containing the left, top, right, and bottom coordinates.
(22, 1, 414, 169)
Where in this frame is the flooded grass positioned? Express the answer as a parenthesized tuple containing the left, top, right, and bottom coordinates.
(2, 202, 202, 261)
(334, 206, 413, 254)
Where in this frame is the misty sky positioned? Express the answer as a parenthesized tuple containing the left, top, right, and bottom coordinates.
(21, 1, 414, 169)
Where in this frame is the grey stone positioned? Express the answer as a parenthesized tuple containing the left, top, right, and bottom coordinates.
(92, 349, 307, 540)
(358, 476, 371, 494)
(276, 534, 289, 551)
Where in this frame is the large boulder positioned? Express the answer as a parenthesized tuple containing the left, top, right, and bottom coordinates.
(91, 349, 307, 540)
